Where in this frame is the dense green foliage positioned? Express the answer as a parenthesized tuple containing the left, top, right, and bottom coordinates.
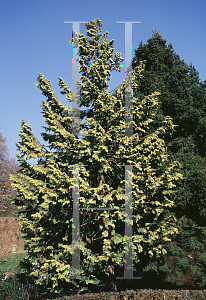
(131, 30, 206, 288)
(9, 19, 183, 298)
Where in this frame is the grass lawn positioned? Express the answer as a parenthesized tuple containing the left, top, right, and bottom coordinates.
(0, 251, 28, 274)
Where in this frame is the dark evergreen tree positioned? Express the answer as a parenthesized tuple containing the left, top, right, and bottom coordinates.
(127, 30, 206, 288)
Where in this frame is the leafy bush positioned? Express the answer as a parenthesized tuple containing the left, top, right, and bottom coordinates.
(0, 274, 27, 299)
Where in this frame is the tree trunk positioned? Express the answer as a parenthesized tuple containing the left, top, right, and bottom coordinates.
(107, 256, 117, 292)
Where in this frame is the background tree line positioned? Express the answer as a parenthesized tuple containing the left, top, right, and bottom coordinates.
(0, 132, 20, 217)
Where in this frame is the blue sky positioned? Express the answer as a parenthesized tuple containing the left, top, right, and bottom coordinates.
(1, 0, 206, 160)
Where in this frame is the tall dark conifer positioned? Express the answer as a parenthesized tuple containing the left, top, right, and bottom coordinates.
(129, 30, 206, 288)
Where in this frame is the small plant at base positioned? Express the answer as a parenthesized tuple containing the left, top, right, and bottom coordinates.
(12, 244, 24, 254)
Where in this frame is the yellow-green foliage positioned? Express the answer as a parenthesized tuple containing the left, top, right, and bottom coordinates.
(9, 18, 183, 297)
